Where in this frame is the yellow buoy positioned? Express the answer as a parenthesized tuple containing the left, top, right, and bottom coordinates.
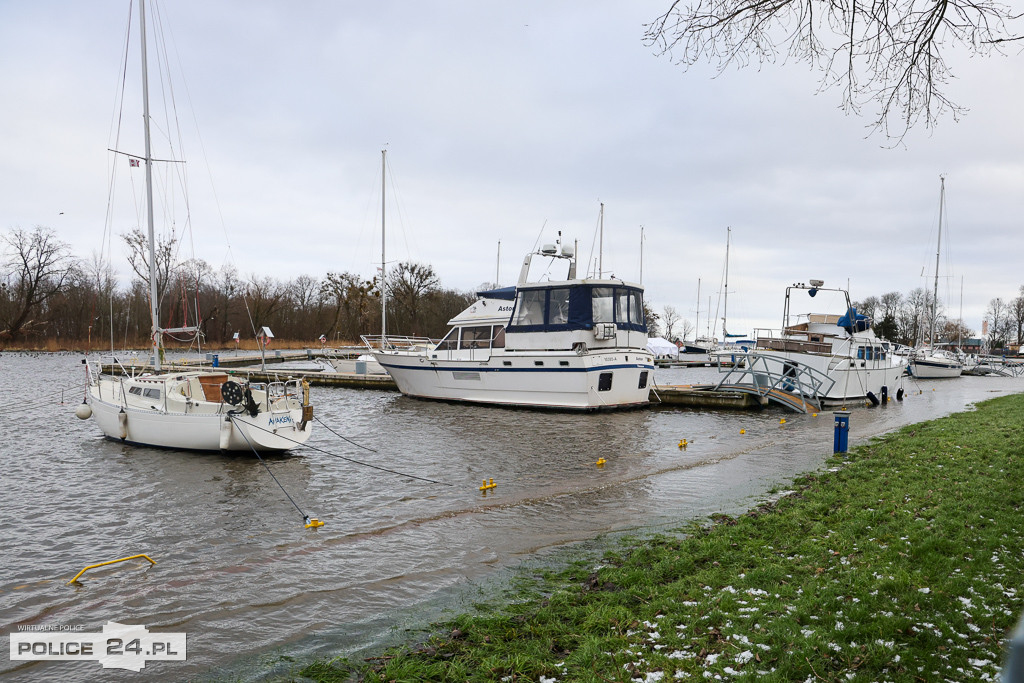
(678, 439, 688, 448)
(812, 413, 818, 417)
(596, 458, 606, 466)
(740, 429, 746, 434)
(479, 478, 497, 491)
(779, 418, 786, 425)
(305, 518, 324, 529)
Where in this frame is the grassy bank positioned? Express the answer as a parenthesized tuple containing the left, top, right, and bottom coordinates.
(298, 393, 1024, 682)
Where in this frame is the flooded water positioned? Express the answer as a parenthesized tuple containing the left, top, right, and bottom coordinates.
(2, 352, 1022, 682)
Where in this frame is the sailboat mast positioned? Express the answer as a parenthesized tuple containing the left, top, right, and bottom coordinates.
(140, 0, 161, 371)
(598, 202, 604, 278)
(381, 148, 387, 340)
(695, 278, 701, 342)
(722, 227, 730, 339)
(639, 225, 644, 285)
(931, 177, 944, 346)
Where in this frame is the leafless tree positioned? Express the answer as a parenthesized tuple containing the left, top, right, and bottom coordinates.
(121, 227, 181, 312)
(662, 304, 681, 340)
(387, 261, 440, 336)
(644, 0, 1023, 138)
(985, 296, 1011, 350)
(1, 226, 79, 340)
(1010, 285, 1024, 346)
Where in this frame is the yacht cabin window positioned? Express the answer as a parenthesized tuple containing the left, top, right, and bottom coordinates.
(491, 325, 505, 348)
(549, 288, 570, 325)
(436, 328, 458, 351)
(512, 289, 546, 326)
(592, 287, 614, 323)
(629, 291, 644, 325)
(459, 326, 492, 349)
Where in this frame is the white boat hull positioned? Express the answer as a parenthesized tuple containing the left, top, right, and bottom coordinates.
(87, 374, 312, 452)
(373, 350, 654, 410)
(752, 349, 907, 403)
(909, 358, 963, 379)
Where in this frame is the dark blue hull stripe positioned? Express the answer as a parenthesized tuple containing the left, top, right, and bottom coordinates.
(380, 363, 653, 373)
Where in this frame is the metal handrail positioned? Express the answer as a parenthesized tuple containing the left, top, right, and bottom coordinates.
(716, 351, 836, 404)
(360, 334, 435, 352)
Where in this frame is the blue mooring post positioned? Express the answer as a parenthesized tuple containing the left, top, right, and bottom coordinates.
(212, 354, 219, 368)
(833, 410, 851, 454)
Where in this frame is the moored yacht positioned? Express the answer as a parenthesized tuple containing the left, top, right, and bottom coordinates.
(733, 280, 906, 404)
(363, 241, 655, 409)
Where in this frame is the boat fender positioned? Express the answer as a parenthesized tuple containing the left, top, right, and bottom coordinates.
(221, 380, 244, 406)
(219, 415, 232, 450)
(75, 401, 92, 420)
(881, 386, 889, 403)
(866, 391, 880, 407)
(117, 409, 128, 439)
(896, 387, 904, 401)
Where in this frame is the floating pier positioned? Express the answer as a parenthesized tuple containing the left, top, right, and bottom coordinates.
(652, 384, 760, 409)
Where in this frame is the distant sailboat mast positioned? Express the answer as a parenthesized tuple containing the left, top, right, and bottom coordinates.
(380, 148, 387, 340)
(929, 176, 945, 347)
(694, 278, 701, 343)
(722, 226, 731, 339)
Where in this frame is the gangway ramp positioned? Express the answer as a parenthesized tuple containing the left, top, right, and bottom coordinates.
(714, 353, 835, 414)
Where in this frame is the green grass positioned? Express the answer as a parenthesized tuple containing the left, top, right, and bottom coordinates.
(297, 394, 1024, 682)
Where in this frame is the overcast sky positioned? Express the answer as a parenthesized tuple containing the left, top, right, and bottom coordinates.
(2, 1, 1022, 337)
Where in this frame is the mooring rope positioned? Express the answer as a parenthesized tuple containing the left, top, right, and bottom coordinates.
(235, 415, 453, 487)
(228, 414, 310, 523)
(312, 415, 377, 452)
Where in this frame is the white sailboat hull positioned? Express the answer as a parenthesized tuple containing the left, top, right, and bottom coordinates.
(373, 350, 654, 410)
(909, 358, 963, 379)
(87, 373, 312, 452)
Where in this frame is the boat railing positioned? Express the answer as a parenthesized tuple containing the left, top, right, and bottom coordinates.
(361, 334, 435, 353)
(264, 380, 301, 414)
(716, 351, 837, 404)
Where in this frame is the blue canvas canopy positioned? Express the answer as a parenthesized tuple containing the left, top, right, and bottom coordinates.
(837, 307, 871, 333)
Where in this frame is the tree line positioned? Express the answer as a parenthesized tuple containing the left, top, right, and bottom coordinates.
(651, 288, 1024, 353)
(5, 225, 1023, 352)
(852, 289, 1024, 352)
(0, 225, 474, 348)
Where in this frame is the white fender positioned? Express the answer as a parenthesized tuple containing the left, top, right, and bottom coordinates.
(219, 415, 232, 450)
(117, 410, 128, 439)
(75, 402, 92, 420)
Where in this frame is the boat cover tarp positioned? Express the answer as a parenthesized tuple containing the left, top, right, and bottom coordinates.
(837, 307, 871, 333)
(646, 336, 678, 358)
(477, 286, 516, 300)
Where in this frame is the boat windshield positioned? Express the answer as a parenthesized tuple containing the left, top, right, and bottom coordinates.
(508, 284, 646, 333)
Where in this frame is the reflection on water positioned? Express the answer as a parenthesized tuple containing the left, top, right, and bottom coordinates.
(1, 353, 1021, 681)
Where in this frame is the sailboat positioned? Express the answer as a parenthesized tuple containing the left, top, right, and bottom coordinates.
(682, 278, 716, 353)
(908, 177, 963, 379)
(325, 149, 389, 375)
(76, 0, 313, 451)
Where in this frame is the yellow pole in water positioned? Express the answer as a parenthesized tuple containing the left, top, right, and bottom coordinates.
(68, 554, 156, 584)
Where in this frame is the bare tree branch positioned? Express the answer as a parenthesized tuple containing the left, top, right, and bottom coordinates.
(644, 0, 1022, 139)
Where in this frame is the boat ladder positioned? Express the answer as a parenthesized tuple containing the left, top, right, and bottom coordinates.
(714, 353, 836, 413)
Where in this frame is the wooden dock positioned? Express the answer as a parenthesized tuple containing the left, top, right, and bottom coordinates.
(651, 384, 760, 409)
